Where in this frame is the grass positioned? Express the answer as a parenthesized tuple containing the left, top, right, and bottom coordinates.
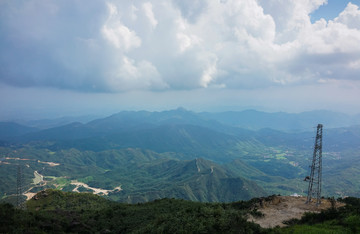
(277, 223, 351, 234)
(32, 171, 43, 184)
(78, 176, 94, 184)
(276, 153, 287, 160)
(49, 177, 71, 189)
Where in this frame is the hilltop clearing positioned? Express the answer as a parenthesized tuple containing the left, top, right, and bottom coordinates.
(248, 195, 345, 228)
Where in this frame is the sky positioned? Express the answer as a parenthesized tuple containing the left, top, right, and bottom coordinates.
(1, 0, 360, 120)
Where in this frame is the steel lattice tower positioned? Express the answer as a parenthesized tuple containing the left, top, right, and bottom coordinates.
(16, 164, 24, 209)
(306, 124, 323, 205)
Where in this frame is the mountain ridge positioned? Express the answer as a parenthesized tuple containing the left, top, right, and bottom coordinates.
(1, 108, 359, 202)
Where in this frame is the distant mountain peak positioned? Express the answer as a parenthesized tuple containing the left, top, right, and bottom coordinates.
(174, 107, 189, 112)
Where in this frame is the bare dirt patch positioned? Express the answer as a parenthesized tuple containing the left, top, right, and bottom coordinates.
(37, 160, 60, 166)
(70, 181, 122, 195)
(23, 171, 47, 201)
(248, 196, 344, 228)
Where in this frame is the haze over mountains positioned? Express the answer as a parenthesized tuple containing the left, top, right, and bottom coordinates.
(2, 108, 359, 133)
(0, 108, 359, 204)
(2, 0, 360, 231)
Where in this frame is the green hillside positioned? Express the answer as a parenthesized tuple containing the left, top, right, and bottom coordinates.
(0, 147, 266, 203)
(0, 189, 264, 233)
(1, 190, 360, 233)
(1, 109, 360, 201)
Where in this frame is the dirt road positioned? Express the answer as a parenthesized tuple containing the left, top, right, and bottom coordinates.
(71, 181, 122, 195)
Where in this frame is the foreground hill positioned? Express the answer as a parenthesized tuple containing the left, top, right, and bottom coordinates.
(1, 189, 264, 233)
(1, 190, 359, 233)
(248, 196, 345, 228)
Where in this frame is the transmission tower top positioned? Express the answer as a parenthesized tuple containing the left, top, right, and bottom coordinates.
(305, 124, 323, 205)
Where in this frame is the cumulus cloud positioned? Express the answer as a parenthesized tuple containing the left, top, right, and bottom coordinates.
(105, 56, 167, 91)
(142, 2, 158, 29)
(285, 2, 360, 82)
(101, 3, 141, 51)
(171, 0, 209, 23)
(0, 0, 359, 93)
(335, 3, 360, 30)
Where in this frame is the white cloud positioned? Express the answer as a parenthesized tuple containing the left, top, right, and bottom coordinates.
(130, 5, 139, 21)
(258, 0, 327, 42)
(142, 2, 158, 28)
(102, 3, 141, 51)
(171, 0, 209, 23)
(299, 19, 360, 54)
(199, 53, 218, 88)
(349, 59, 360, 69)
(0, 0, 359, 93)
(335, 3, 360, 30)
(176, 18, 202, 53)
(106, 57, 168, 91)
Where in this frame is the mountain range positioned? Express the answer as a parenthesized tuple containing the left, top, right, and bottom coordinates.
(0, 108, 359, 203)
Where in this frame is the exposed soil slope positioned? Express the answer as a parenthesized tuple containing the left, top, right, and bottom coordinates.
(248, 195, 344, 228)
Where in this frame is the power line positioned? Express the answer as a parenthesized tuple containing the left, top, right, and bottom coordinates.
(305, 124, 323, 205)
(16, 164, 24, 209)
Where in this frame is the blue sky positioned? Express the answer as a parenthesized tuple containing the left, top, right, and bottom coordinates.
(311, 0, 360, 21)
(1, 0, 360, 120)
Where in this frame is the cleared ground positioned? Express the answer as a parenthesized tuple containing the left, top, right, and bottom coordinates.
(248, 196, 344, 228)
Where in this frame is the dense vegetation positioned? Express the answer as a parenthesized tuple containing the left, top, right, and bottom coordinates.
(1, 109, 359, 203)
(271, 197, 360, 233)
(1, 189, 263, 233)
(0, 147, 266, 203)
(1, 190, 360, 233)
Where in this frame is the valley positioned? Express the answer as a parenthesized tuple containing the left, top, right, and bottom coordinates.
(2, 1, 360, 231)
(0, 109, 359, 204)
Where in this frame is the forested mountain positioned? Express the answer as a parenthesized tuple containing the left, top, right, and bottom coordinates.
(0, 109, 359, 204)
(8, 108, 359, 141)
(200, 109, 360, 131)
(13, 115, 100, 130)
(0, 147, 266, 203)
(0, 122, 38, 138)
